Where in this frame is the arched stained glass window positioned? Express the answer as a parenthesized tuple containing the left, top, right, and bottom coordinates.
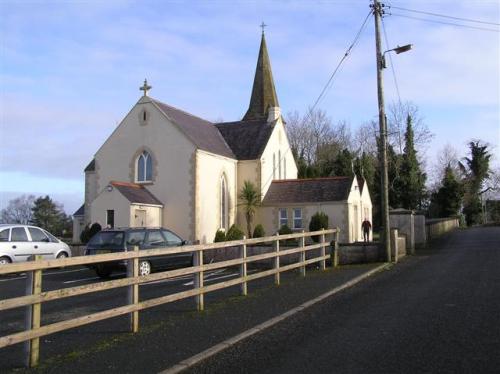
(136, 151, 152, 182)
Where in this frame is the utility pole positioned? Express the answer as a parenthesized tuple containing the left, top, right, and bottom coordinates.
(372, 0, 391, 262)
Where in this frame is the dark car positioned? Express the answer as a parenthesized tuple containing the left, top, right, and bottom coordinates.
(85, 227, 192, 278)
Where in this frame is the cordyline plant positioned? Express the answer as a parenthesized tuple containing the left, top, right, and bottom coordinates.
(238, 181, 261, 238)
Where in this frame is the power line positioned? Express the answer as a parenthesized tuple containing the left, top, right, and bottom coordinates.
(388, 5, 500, 26)
(380, 16, 401, 107)
(388, 12, 500, 33)
(309, 10, 372, 114)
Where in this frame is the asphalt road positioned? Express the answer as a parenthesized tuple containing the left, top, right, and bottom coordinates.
(187, 226, 500, 374)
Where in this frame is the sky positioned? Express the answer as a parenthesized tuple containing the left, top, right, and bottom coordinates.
(1, 0, 499, 214)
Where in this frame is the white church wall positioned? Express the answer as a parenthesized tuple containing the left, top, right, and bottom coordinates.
(93, 98, 196, 241)
(360, 185, 373, 241)
(260, 119, 298, 197)
(236, 160, 259, 229)
(91, 188, 131, 228)
(347, 178, 362, 242)
(196, 150, 237, 244)
(84, 170, 97, 225)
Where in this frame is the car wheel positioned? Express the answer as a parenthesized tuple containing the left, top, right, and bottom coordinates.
(57, 252, 68, 259)
(95, 265, 112, 279)
(0, 256, 11, 265)
(139, 260, 151, 276)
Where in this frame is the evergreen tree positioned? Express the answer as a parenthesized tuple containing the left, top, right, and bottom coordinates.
(332, 148, 354, 177)
(30, 196, 66, 235)
(431, 164, 463, 217)
(399, 115, 426, 210)
(461, 141, 491, 225)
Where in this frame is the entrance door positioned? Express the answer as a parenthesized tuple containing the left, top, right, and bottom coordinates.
(134, 209, 146, 227)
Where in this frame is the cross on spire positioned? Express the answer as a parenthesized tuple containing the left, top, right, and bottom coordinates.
(260, 22, 267, 35)
(140, 79, 152, 96)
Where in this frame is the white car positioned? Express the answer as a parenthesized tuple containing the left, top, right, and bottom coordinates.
(0, 224, 71, 265)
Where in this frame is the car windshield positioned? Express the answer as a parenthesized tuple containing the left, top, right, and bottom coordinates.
(88, 231, 124, 248)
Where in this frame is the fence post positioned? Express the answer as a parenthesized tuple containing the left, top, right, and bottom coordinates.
(320, 228, 326, 271)
(390, 228, 399, 263)
(194, 249, 204, 311)
(274, 232, 280, 285)
(240, 235, 247, 296)
(300, 229, 306, 277)
(24, 255, 42, 368)
(332, 229, 340, 268)
(127, 245, 139, 332)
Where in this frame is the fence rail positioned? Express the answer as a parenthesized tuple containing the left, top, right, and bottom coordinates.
(0, 228, 339, 367)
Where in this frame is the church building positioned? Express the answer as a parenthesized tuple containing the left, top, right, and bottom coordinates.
(73, 33, 372, 244)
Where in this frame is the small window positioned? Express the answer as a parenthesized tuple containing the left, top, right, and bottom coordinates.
(293, 208, 303, 229)
(146, 230, 166, 247)
(28, 228, 49, 242)
(136, 151, 153, 182)
(278, 150, 282, 179)
(162, 230, 183, 246)
(43, 230, 59, 243)
(106, 210, 115, 228)
(11, 227, 28, 242)
(0, 229, 10, 242)
(279, 208, 288, 228)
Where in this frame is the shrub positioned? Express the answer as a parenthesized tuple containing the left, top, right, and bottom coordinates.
(253, 224, 265, 238)
(214, 229, 226, 242)
(278, 224, 296, 245)
(309, 212, 329, 242)
(226, 224, 245, 241)
(79, 225, 92, 244)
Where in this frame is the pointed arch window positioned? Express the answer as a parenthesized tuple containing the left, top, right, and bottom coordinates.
(136, 151, 153, 182)
(220, 175, 228, 230)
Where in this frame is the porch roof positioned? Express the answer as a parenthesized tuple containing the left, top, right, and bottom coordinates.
(110, 181, 163, 206)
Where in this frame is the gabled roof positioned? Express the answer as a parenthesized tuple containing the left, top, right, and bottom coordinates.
(262, 177, 354, 205)
(152, 99, 235, 159)
(73, 204, 85, 216)
(84, 159, 95, 172)
(110, 181, 163, 206)
(215, 119, 274, 160)
(243, 33, 279, 121)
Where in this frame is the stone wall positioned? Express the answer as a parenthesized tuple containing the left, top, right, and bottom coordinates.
(414, 214, 426, 248)
(389, 209, 414, 253)
(426, 217, 459, 240)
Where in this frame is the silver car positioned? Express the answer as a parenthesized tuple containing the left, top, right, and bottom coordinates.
(0, 224, 71, 265)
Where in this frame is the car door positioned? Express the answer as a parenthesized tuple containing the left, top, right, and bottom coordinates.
(143, 230, 168, 268)
(27, 227, 56, 259)
(161, 229, 190, 267)
(10, 227, 37, 262)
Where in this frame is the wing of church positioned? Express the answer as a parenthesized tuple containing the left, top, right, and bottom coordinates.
(73, 33, 372, 244)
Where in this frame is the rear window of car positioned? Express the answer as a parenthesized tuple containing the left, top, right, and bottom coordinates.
(11, 227, 28, 242)
(0, 229, 9, 242)
(88, 231, 124, 248)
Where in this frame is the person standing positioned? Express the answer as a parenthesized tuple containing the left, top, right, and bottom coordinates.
(361, 218, 372, 242)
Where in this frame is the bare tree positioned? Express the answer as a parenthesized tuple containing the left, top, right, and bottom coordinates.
(387, 101, 434, 154)
(0, 194, 36, 224)
(285, 108, 335, 164)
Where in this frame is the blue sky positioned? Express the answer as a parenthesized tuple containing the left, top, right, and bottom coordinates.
(1, 0, 499, 214)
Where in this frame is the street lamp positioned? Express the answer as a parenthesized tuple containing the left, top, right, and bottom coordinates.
(381, 44, 413, 69)
(373, 0, 412, 262)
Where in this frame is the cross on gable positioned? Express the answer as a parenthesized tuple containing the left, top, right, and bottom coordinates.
(140, 79, 152, 96)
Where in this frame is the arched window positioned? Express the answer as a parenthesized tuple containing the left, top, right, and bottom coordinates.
(220, 175, 228, 230)
(136, 151, 152, 182)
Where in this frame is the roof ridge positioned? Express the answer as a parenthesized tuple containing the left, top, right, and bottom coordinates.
(272, 177, 351, 183)
(152, 98, 214, 125)
(110, 180, 143, 189)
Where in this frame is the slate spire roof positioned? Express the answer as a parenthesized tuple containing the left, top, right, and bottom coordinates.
(243, 33, 279, 121)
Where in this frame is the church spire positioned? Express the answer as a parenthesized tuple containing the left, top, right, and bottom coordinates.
(243, 30, 279, 121)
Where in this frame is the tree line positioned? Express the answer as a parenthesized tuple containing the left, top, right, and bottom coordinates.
(285, 101, 498, 227)
(0, 195, 72, 237)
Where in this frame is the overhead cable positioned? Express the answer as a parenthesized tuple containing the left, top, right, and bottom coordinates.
(388, 12, 500, 33)
(388, 5, 500, 26)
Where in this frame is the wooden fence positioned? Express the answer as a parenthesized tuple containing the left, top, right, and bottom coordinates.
(0, 228, 339, 367)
